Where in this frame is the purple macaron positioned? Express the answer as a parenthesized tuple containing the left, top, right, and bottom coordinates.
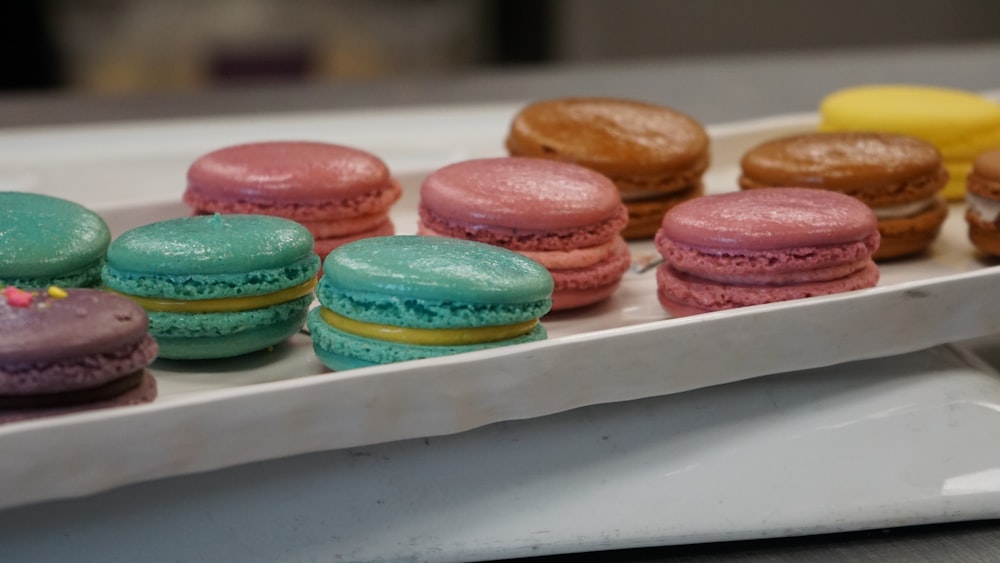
(0, 287, 158, 423)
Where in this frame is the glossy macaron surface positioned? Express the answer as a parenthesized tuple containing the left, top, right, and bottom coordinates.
(659, 188, 879, 251)
(505, 97, 709, 175)
(740, 132, 944, 192)
(186, 141, 392, 202)
(0, 192, 110, 284)
(103, 214, 319, 300)
(322, 235, 553, 307)
(419, 157, 624, 231)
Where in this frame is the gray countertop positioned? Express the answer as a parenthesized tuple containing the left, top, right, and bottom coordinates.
(2, 41, 1000, 562)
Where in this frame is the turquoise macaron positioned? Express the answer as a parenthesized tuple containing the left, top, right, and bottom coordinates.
(0, 192, 111, 288)
(102, 214, 321, 360)
(307, 235, 554, 371)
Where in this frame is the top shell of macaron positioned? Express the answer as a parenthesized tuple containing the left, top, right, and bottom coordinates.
(420, 157, 624, 230)
(505, 97, 709, 176)
(106, 214, 317, 276)
(820, 85, 1000, 148)
(0, 192, 110, 278)
(0, 288, 149, 364)
(659, 187, 878, 251)
(740, 131, 943, 190)
(322, 235, 554, 305)
(185, 141, 392, 203)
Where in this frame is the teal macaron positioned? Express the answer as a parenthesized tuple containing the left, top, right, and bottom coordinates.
(102, 214, 320, 360)
(0, 192, 111, 288)
(307, 235, 554, 371)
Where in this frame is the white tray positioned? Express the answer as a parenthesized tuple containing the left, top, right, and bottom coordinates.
(1, 104, 1000, 511)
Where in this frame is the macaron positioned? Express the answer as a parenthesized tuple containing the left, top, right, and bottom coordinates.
(739, 131, 948, 260)
(965, 149, 1000, 256)
(101, 214, 321, 360)
(417, 157, 631, 311)
(819, 85, 1000, 200)
(183, 141, 401, 258)
(654, 188, 880, 317)
(0, 286, 158, 423)
(505, 97, 710, 239)
(0, 192, 111, 288)
(307, 236, 553, 371)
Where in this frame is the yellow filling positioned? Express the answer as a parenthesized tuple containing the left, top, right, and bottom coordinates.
(319, 307, 537, 346)
(122, 278, 317, 313)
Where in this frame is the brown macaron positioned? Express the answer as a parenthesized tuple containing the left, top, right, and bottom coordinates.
(739, 131, 949, 260)
(505, 97, 710, 239)
(965, 149, 1000, 256)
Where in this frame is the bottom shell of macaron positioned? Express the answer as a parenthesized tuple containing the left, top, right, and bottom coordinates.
(306, 308, 548, 370)
(150, 295, 313, 360)
(0, 371, 158, 424)
(655, 261, 880, 317)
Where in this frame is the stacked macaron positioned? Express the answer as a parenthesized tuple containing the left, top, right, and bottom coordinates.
(183, 141, 401, 258)
(820, 85, 1000, 201)
(654, 188, 881, 316)
(1, 192, 111, 288)
(0, 286, 158, 423)
(965, 149, 1000, 256)
(739, 132, 948, 260)
(505, 97, 710, 239)
(102, 214, 320, 360)
(417, 157, 630, 310)
(307, 236, 553, 370)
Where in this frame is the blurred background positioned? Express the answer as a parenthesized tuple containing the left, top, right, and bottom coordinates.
(4, 0, 1000, 94)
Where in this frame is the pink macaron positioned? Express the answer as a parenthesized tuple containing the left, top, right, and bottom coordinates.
(418, 157, 631, 311)
(654, 187, 881, 316)
(183, 141, 401, 258)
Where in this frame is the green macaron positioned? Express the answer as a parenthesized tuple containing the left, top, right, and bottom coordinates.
(102, 214, 320, 360)
(307, 235, 554, 370)
(0, 192, 111, 288)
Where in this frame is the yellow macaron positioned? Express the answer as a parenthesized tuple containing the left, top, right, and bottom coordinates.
(819, 85, 1000, 200)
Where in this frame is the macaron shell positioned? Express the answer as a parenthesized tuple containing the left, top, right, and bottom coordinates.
(0, 288, 151, 364)
(154, 306, 310, 360)
(656, 260, 880, 315)
(0, 192, 110, 283)
(738, 132, 946, 204)
(819, 85, 1000, 159)
(0, 334, 158, 395)
(659, 188, 879, 251)
(106, 214, 316, 276)
(505, 97, 710, 177)
(184, 179, 402, 222)
(656, 230, 879, 283)
(969, 149, 1000, 194)
(322, 236, 553, 306)
(186, 141, 393, 203)
(0, 371, 157, 425)
(419, 157, 625, 231)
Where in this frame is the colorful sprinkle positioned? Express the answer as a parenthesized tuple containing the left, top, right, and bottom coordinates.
(3, 286, 34, 308)
(47, 286, 68, 299)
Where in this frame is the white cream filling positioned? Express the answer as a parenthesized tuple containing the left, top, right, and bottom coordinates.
(871, 197, 936, 220)
(967, 192, 1000, 223)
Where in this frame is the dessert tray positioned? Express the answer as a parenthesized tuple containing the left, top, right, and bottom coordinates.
(1, 101, 1000, 523)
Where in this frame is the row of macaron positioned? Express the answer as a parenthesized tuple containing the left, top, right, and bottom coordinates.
(0, 183, 881, 424)
(191, 84, 1000, 264)
(4, 83, 1000, 424)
